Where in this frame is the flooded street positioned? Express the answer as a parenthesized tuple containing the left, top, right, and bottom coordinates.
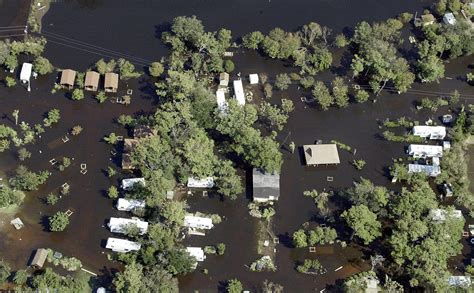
(1, 0, 474, 291)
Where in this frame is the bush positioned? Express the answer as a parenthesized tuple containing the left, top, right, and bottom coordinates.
(108, 186, 119, 199)
(71, 125, 83, 136)
(352, 159, 366, 170)
(107, 166, 116, 177)
(5, 76, 16, 87)
(227, 279, 243, 293)
(104, 132, 119, 144)
(0, 260, 10, 286)
(354, 89, 370, 103)
(149, 62, 164, 77)
(117, 115, 135, 126)
(275, 73, 291, 90)
(224, 59, 235, 72)
(71, 89, 84, 101)
(300, 76, 314, 89)
(217, 243, 226, 255)
(17, 148, 31, 161)
(49, 211, 70, 232)
(46, 193, 59, 205)
(13, 269, 28, 285)
(95, 91, 107, 103)
(334, 33, 348, 48)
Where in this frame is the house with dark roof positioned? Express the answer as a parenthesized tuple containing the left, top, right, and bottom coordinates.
(252, 168, 280, 202)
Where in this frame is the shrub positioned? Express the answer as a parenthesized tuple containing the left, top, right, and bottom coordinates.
(354, 89, 370, 103)
(217, 243, 226, 255)
(275, 73, 291, 90)
(108, 186, 119, 199)
(352, 159, 366, 170)
(17, 148, 31, 161)
(149, 62, 164, 77)
(224, 59, 235, 72)
(95, 91, 107, 103)
(71, 125, 83, 136)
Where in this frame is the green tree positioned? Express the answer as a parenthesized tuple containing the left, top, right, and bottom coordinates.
(342, 204, 381, 245)
(354, 89, 370, 103)
(227, 279, 243, 293)
(71, 125, 83, 135)
(17, 147, 31, 161)
(0, 185, 25, 208)
(13, 269, 28, 285)
(275, 73, 291, 90)
(293, 229, 308, 248)
(95, 91, 107, 103)
(312, 81, 333, 110)
(46, 193, 59, 205)
(49, 211, 70, 232)
(71, 89, 84, 101)
(334, 33, 348, 48)
(140, 267, 178, 293)
(242, 31, 264, 49)
(346, 178, 389, 214)
(417, 54, 445, 82)
(0, 260, 10, 286)
(299, 76, 314, 89)
(149, 62, 164, 77)
(104, 132, 119, 144)
(215, 160, 243, 200)
(43, 109, 60, 127)
(113, 261, 143, 293)
(118, 58, 141, 79)
(217, 243, 226, 255)
(10, 165, 50, 191)
(33, 56, 54, 75)
(332, 76, 349, 107)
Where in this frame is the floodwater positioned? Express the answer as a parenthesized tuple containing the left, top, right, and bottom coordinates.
(0, 0, 29, 37)
(1, 0, 474, 291)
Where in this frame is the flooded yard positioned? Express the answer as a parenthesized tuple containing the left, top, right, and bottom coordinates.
(1, 0, 473, 291)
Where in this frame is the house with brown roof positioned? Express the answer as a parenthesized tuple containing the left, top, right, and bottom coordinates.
(85, 71, 100, 91)
(60, 69, 76, 89)
(104, 72, 119, 93)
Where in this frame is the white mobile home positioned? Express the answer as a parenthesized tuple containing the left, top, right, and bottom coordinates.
(116, 198, 146, 212)
(233, 79, 246, 105)
(216, 89, 227, 112)
(448, 276, 471, 287)
(407, 144, 443, 158)
(186, 247, 206, 268)
(408, 164, 441, 177)
(108, 217, 149, 235)
(187, 177, 214, 188)
(106, 237, 141, 252)
(184, 215, 214, 230)
(121, 178, 145, 190)
(412, 126, 446, 140)
(429, 209, 463, 222)
(20, 63, 33, 84)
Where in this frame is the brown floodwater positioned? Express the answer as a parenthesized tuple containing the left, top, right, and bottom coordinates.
(1, 0, 474, 291)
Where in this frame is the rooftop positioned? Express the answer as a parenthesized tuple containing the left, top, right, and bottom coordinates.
(303, 144, 340, 165)
(252, 168, 280, 201)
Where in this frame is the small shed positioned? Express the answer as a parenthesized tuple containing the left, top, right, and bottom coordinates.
(249, 74, 259, 85)
(121, 178, 145, 190)
(59, 69, 76, 89)
(20, 63, 33, 84)
(233, 79, 245, 105)
(106, 237, 141, 252)
(30, 248, 48, 269)
(443, 12, 457, 25)
(303, 144, 340, 165)
(84, 71, 100, 91)
(104, 72, 119, 93)
(116, 198, 146, 211)
(219, 72, 229, 87)
(252, 168, 280, 202)
(187, 177, 214, 188)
